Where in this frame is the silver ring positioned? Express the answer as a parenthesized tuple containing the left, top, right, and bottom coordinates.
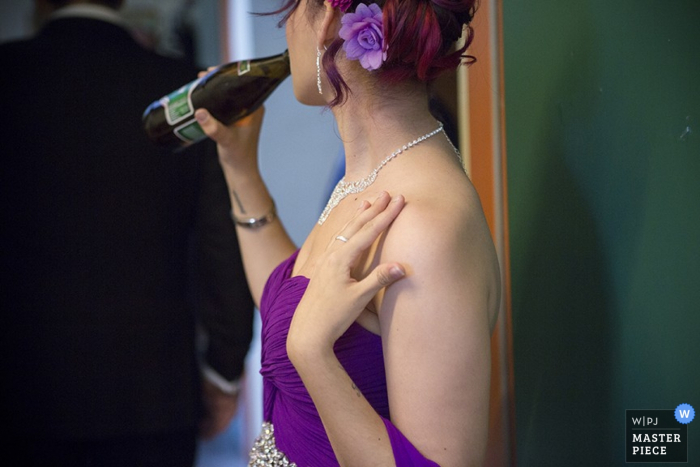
(335, 235, 349, 243)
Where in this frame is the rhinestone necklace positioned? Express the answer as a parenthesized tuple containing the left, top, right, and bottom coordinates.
(318, 123, 449, 225)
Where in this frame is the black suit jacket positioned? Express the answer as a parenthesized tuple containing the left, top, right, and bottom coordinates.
(0, 17, 254, 438)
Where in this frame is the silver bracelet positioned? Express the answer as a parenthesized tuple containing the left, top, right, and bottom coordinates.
(231, 201, 277, 229)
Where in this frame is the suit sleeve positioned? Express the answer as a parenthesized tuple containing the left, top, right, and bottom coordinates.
(190, 140, 254, 381)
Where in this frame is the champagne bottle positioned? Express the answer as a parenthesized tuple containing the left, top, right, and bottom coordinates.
(143, 50, 290, 148)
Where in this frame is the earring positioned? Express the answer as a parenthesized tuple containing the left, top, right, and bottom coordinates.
(316, 46, 323, 95)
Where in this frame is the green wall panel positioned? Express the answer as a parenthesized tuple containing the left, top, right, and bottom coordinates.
(502, 1, 699, 464)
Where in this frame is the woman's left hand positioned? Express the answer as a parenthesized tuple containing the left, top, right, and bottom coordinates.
(287, 192, 407, 360)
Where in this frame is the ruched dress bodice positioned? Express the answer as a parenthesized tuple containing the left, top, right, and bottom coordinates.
(259, 250, 389, 466)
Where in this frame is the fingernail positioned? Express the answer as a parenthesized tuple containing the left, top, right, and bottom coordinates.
(390, 266, 405, 279)
(391, 195, 403, 203)
(195, 109, 208, 123)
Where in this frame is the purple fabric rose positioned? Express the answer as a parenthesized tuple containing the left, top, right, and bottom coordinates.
(339, 3, 387, 71)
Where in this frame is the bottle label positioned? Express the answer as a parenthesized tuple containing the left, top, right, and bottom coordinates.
(160, 77, 203, 126)
(174, 118, 206, 144)
(238, 60, 251, 76)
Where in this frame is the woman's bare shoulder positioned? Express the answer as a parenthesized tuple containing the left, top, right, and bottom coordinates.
(386, 167, 490, 254)
(379, 168, 501, 323)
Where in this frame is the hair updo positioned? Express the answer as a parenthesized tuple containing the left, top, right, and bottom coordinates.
(276, 0, 477, 106)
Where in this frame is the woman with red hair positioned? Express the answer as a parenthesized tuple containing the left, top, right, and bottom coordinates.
(196, 1, 499, 465)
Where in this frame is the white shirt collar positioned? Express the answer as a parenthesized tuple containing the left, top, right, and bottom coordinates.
(49, 4, 126, 29)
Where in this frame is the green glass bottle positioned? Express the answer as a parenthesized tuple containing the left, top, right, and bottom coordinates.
(143, 50, 290, 148)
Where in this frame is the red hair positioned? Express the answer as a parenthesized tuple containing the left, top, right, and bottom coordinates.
(272, 0, 477, 106)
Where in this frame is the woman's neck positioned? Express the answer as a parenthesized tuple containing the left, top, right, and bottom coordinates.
(331, 81, 441, 182)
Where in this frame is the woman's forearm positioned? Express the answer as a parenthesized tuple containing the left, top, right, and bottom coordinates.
(219, 161, 296, 307)
(290, 347, 396, 467)
(194, 107, 295, 306)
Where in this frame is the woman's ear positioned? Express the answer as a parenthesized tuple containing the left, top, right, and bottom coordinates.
(317, 2, 341, 48)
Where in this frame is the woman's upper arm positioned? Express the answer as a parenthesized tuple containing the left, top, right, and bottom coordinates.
(377, 204, 497, 466)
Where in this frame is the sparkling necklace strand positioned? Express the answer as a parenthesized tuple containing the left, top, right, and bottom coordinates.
(318, 123, 448, 225)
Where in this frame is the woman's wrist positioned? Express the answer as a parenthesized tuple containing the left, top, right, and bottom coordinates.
(217, 146, 260, 174)
(287, 331, 336, 371)
(219, 161, 275, 221)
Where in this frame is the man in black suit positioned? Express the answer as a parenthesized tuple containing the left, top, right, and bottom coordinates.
(0, 1, 254, 465)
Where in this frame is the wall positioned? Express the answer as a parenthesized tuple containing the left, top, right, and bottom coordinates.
(0, 1, 32, 42)
(503, 0, 699, 465)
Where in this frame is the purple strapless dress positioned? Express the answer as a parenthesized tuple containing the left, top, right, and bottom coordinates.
(253, 250, 439, 466)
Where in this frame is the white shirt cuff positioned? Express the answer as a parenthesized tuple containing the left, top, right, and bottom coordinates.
(202, 364, 242, 395)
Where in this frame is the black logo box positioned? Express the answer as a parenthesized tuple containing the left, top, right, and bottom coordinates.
(627, 410, 688, 463)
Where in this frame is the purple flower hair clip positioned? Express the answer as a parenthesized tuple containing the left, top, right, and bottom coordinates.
(338, 3, 387, 72)
(329, 0, 353, 12)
